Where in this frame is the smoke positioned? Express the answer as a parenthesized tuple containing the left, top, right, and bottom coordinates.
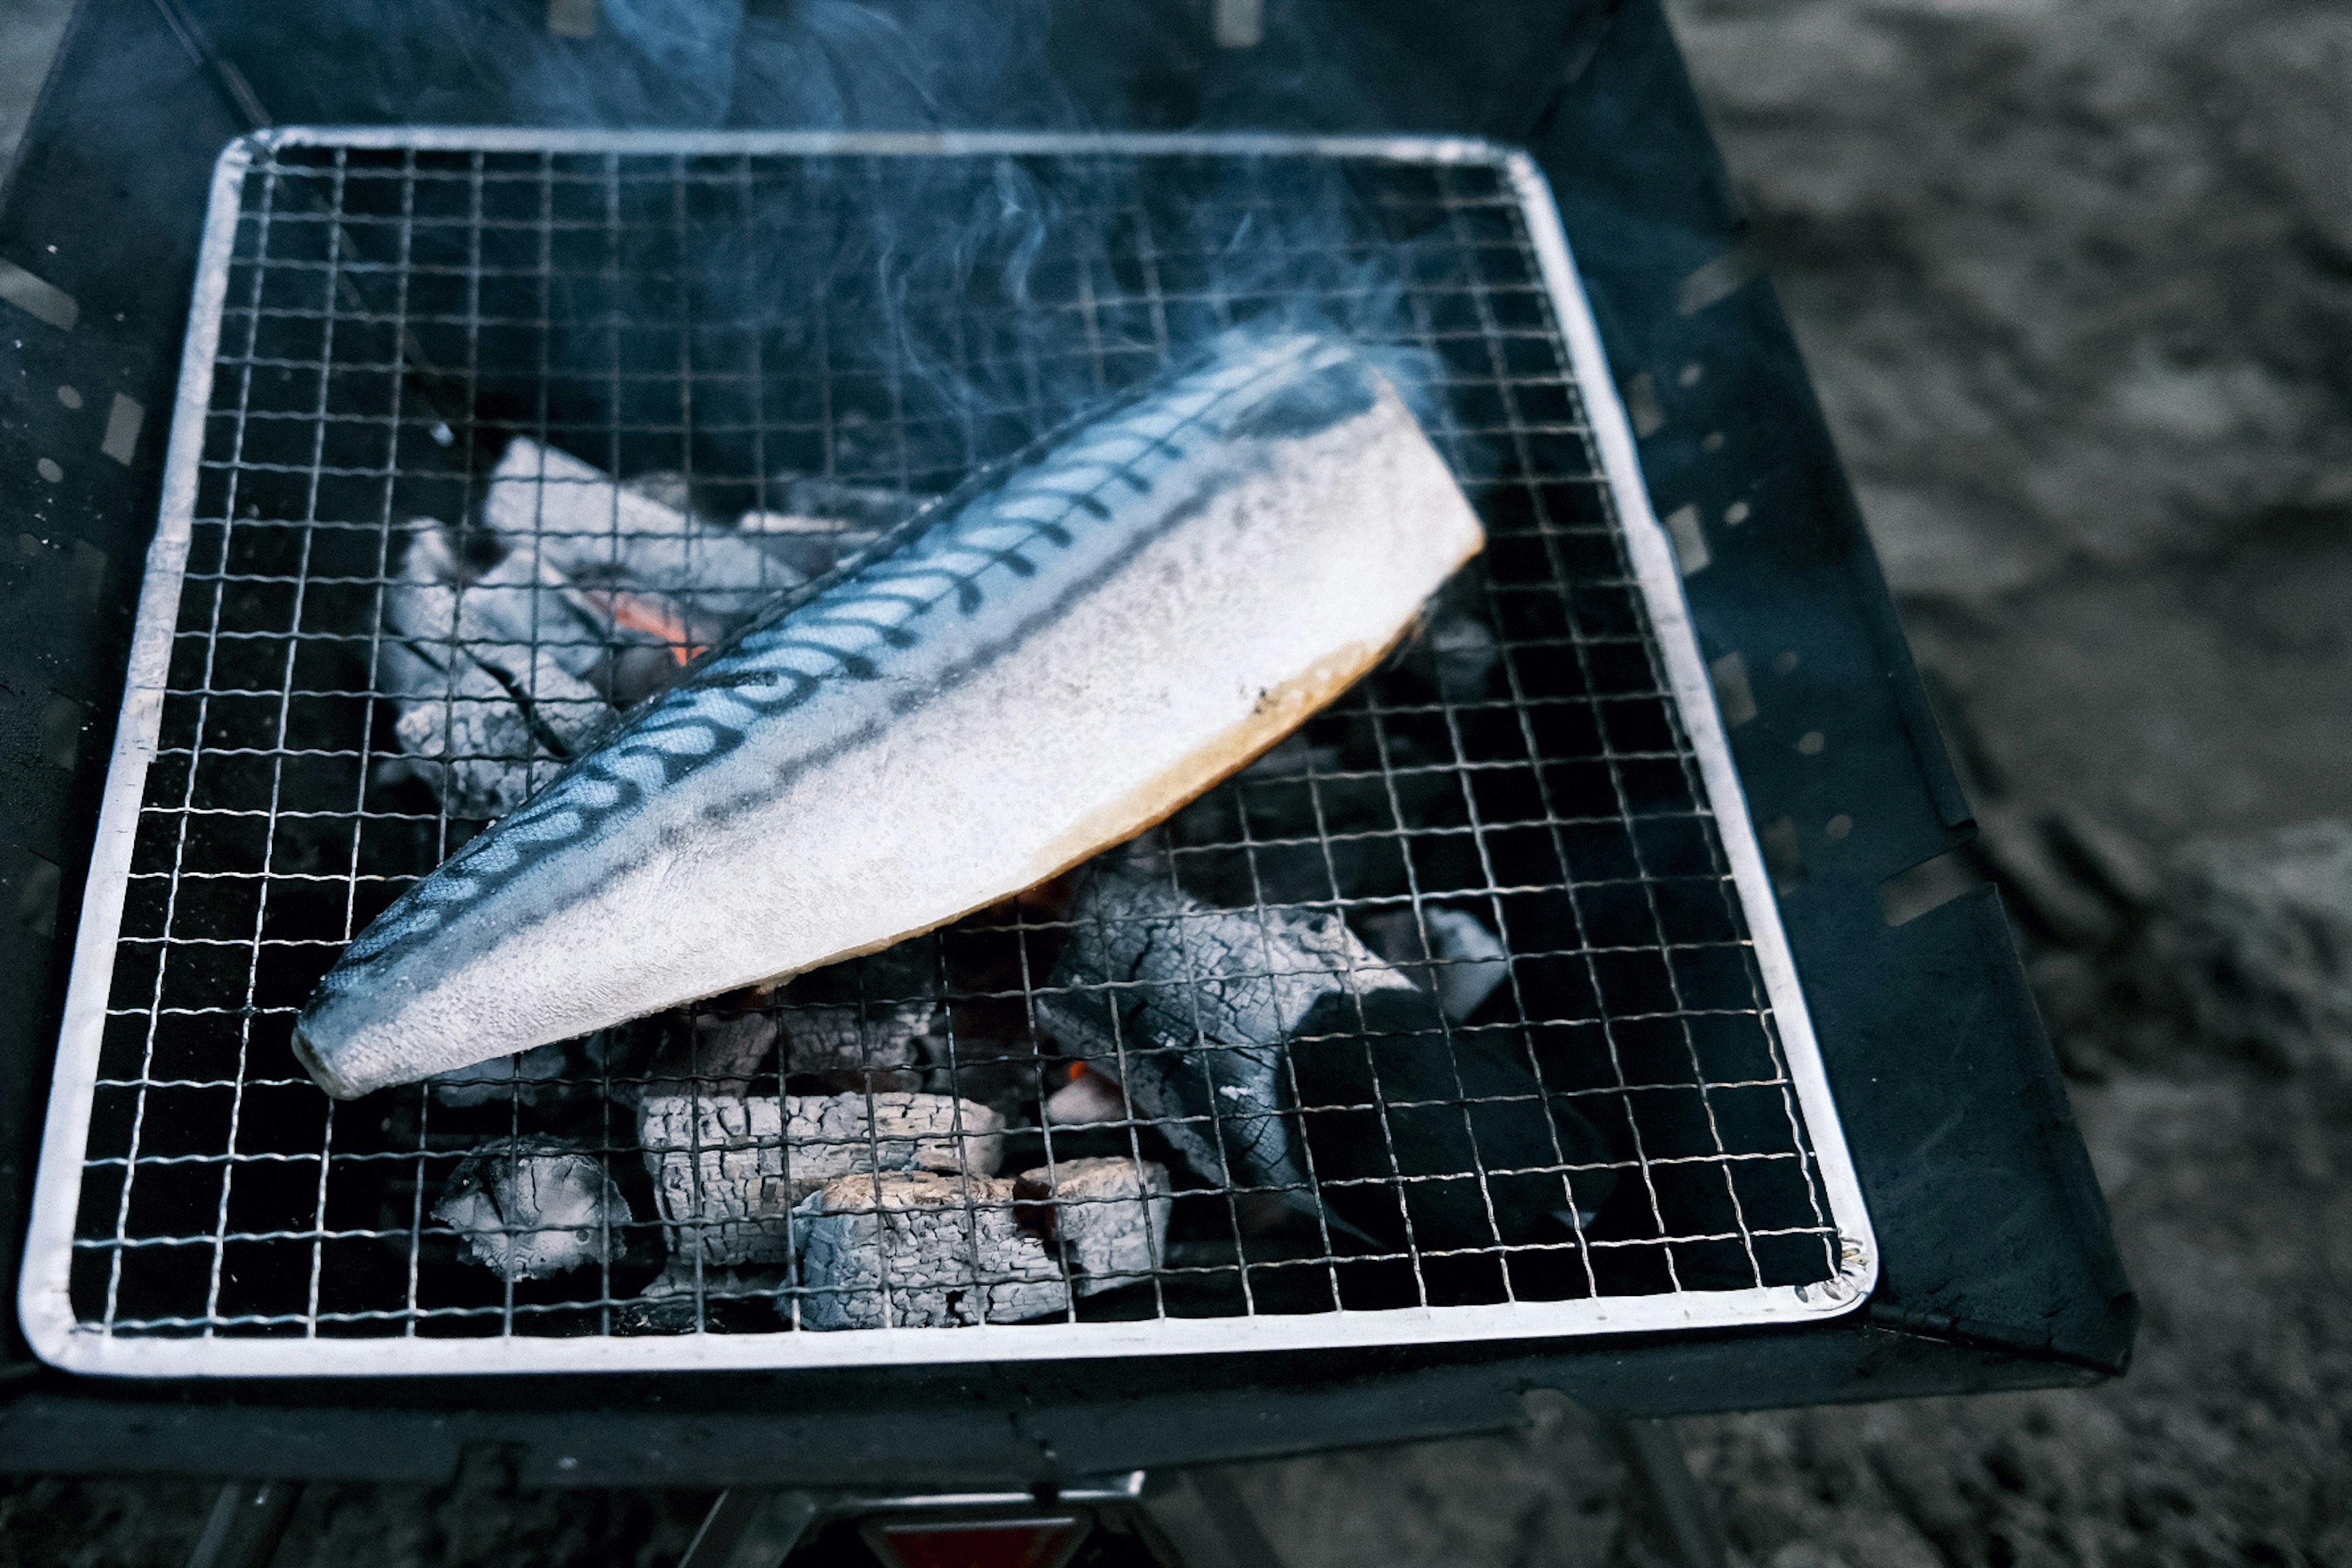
(229, 0, 1457, 489)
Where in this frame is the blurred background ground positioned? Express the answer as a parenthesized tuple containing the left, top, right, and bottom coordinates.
(3, 0, 2348, 1562)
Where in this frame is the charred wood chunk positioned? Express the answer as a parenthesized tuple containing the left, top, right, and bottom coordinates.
(638, 1091, 1005, 1267)
(1037, 865, 1422, 1197)
(1359, 905, 1510, 1023)
(1014, 1158, 1171, 1296)
(432, 1139, 629, 1281)
(777, 944, 943, 1090)
(1040, 867, 1615, 1266)
(648, 1009, 780, 1099)
(480, 438, 805, 624)
(791, 1172, 1068, 1330)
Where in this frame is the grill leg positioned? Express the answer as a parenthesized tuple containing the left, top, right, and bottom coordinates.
(1610, 1419, 1728, 1568)
(184, 1480, 303, 1568)
(677, 1489, 818, 1568)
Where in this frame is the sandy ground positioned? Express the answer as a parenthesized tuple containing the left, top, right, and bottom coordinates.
(4, 0, 2349, 1562)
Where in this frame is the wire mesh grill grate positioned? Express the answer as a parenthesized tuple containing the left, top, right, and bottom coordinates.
(32, 132, 1865, 1371)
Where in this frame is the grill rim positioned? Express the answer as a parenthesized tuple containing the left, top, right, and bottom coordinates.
(19, 126, 1877, 1378)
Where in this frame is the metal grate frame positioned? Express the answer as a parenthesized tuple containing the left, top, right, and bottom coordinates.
(21, 129, 1874, 1376)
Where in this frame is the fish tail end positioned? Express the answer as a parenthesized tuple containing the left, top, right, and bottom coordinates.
(290, 1019, 368, 1101)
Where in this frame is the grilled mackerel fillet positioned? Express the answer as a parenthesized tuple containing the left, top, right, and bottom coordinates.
(293, 331, 1484, 1098)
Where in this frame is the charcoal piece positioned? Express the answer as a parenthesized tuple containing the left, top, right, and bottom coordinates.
(791, 1172, 1068, 1329)
(380, 639, 581, 818)
(1359, 905, 1511, 1023)
(622, 1258, 785, 1333)
(383, 522, 607, 682)
(778, 945, 940, 1087)
(481, 438, 802, 625)
(1041, 1066, 1129, 1126)
(782, 1001, 933, 1085)
(649, 1009, 780, 1098)
(638, 1090, 1005, 1267)
(431, 1139, 629, 1281)
(379, 526, 610, 817)
(1014, 1157, 1171, 1295)
(1037, 865, 1422, 1199)
(1040, 867, 1615, 1260)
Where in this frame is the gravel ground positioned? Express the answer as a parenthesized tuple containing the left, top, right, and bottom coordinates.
(6, 0, 2350, 1562)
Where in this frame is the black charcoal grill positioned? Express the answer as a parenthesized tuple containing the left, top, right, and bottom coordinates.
(22, 128, 1870, 1374)
(0, 0, 2130, 1514)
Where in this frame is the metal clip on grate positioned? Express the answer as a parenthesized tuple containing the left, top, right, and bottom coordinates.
(21, 129, 1874, 1376)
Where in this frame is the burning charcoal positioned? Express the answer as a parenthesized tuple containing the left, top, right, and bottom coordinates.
(1038, 865, 1423, 1200)
(649, 1008, 780, 1098)
(481, 438, 803, 626)
(1040, 867, 1615, 1261)
(1041, 1065, 1129, 1126)
(382, 652, 571, 819)
(638, 1090, 1005, 1267)
(432, 1139, 629, 1281)
(383, 522, 606, 683)
(791, 1172, 1068, 1330)
(379, 524, 611, 816)
(1360, 905, 1512, 1023)
(1014, 1157, 1171, 1295)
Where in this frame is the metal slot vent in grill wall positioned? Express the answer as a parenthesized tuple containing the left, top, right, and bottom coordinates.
(20, 129, 1874, 1376)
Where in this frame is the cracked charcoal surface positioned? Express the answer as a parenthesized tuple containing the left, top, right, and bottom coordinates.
(638, 1090, 1003, 1267)
(431, 1139, 630, 1282)
(1014, 1156, 1172, 1295)
(793, 1171, 1068, 1330)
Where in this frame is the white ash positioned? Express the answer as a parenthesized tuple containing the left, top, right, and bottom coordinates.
(2143, 819, 2352, 1077)
(1014, 1157, 1171, 1295)
(1359, 905, 1511, 1023)
(638, 1090, 1005, 1267)
(432, 1139, 629, 1281)
(377, 526, 609, 816)
(781, 1000, 935, 1084)
(481, 438, 804, 622)
(791, 1172, 1068, 1330)
(1038, 865, 1419, 1193)
(383, 522, 606, 682)
(1042, 1068, 1129, 1126)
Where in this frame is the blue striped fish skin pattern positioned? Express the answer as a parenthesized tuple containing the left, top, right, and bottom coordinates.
(293, 329, 1473, 1099)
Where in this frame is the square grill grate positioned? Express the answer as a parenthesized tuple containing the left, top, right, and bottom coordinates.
(22, 129, 1873, 1375)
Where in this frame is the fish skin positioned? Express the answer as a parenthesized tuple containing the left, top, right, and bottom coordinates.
(293, 331, 1485, 1099)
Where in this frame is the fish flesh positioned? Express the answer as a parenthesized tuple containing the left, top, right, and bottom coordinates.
(1037, 864, 1423, 1201)
(295, 330, 1484, 1098)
